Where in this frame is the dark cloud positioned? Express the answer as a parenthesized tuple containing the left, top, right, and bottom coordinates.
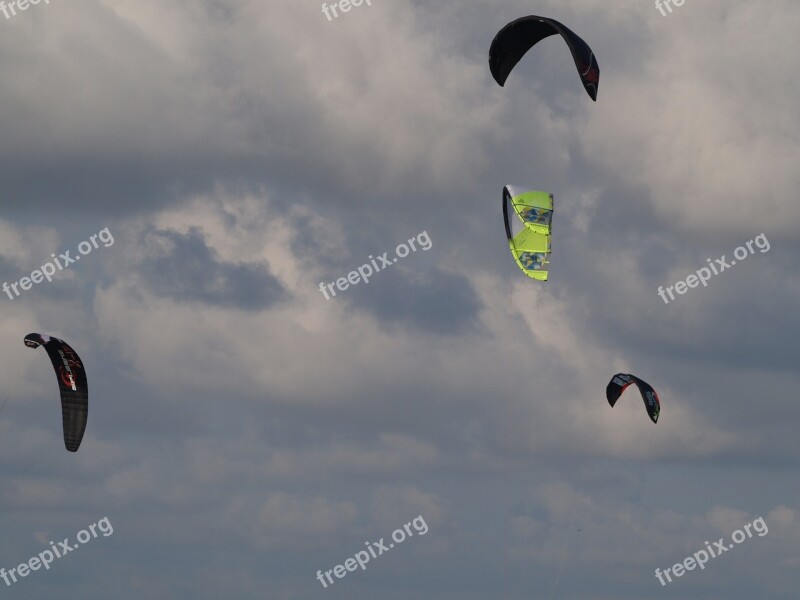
(0, 1, 796, 599)
(139, 227, 287, 310)
(346, 266, 482, 335)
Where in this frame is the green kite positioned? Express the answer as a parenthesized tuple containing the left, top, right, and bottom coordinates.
(503, 185, 553, 281)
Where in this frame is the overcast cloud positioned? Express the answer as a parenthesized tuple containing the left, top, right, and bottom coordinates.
(0, 1, 797, 598)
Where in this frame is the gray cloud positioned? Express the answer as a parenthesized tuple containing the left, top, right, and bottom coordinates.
(346, 266, 482, 335)
(139, 226, 287, 310)
(0, 1, 796, 598)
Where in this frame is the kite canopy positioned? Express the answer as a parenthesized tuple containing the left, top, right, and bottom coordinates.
(489, 15, 599, 101)
(503, 185, 553, 281)
(606, 373, 660, 424)
(24, 333, 88, 452)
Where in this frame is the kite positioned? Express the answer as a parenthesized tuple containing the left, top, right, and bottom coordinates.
(606, 373, 660, 424)
(24, 333, 88, 452)
(503, 185, 553, 281)
(489, 15, 600, 101)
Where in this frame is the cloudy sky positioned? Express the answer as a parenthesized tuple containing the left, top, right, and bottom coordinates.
(0, 0, 797, 598)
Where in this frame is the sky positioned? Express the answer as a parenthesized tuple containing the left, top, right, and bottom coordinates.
(0, 0, 798, 598)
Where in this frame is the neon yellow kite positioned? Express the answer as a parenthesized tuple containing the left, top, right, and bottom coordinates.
(503, 185, 553, 281)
